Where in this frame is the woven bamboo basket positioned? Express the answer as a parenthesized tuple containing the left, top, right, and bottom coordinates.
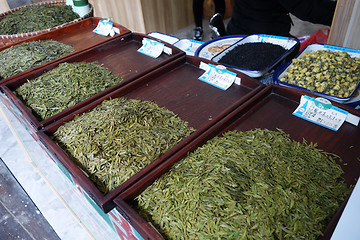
(0, 0, 93, 48)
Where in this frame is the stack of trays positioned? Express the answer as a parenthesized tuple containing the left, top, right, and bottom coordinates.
(1, 15, 359, 239)
(36, 56, 264, 212)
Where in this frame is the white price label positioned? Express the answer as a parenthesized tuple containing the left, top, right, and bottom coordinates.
(137, 38, 165, 58)
(293, 95, 348, 131)
(198, 64, 237, 90)
(93, 20, 114, 36)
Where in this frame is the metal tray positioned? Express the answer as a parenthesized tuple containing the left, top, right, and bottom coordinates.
(37, 55, 264, 212)
(116, 84, 360, 240)
(211, 34, 300, 78)
(195, 35, 246, 60)
(1, 32, 185, 129)
(147, 32, 179, 45)
(273, 43, 360, 103)
(173, 39, 204, 56)
(344, 88, 360, 108)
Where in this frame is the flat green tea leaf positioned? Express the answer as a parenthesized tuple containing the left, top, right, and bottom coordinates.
(15, 61, 123, 120)
(137, 129, 350, 240)
(0, 40, 74, 80)
(52, 97, 195, 194)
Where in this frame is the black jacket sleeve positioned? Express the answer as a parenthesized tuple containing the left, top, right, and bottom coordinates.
(278, 0, 337, 26)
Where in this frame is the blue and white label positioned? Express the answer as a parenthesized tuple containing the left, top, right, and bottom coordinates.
(198, 63, 237, 90)
(293, 95, 348, 131)
(137, 38, 165, 58)
(93, 20, 117, 37)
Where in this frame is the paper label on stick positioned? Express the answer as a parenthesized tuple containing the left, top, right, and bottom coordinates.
(293, 95, 348, 131)
(198, 64, 237, 90)
(93, 20, 114, 36)
(137, 38, 165, 58)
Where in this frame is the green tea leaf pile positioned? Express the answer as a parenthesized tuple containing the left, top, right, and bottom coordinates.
(0, 4, 79, 35)
(0, 40, 74, 80)
(53, 97, 195, 194)
(137, 129, 350, 240)
(15, 62, 123, 120)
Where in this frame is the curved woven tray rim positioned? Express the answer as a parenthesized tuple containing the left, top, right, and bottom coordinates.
(0, 0, 93, 39)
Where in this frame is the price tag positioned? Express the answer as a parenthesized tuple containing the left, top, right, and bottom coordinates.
(198, 63, 237, 90)
(293, 95, 348, 131)
(93, 20, 115, 36)
(137, 38, 165, 58)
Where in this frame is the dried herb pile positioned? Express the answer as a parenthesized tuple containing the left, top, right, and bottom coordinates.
(280, 50, 360, 98)
(15, 62, 123, 120)
(0, 40, 74, 80)
(137, 129, 350, 240)
(53, 97, 195, 194)
(0, 4, 79, 35)
(218, 42, 287, 70)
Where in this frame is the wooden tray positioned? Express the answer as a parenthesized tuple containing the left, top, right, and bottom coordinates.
(115, 84, 360, 240)
(115, 198, 164, 240)
(37, 55, 264, 212)
(0, 17, 131, 85)
(1, 32, 185, 129)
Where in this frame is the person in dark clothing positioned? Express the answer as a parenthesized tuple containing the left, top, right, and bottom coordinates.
(193, 0, 226, 40)
(226, 0, 337, 37)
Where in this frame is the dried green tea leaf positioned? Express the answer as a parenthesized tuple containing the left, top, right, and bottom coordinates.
(52, 97, 195, 194)
(0, 4, 79, 35)
(137, 129, 350, 240)
(0, 40, 74, 80)
(15, 62, 123, 120)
